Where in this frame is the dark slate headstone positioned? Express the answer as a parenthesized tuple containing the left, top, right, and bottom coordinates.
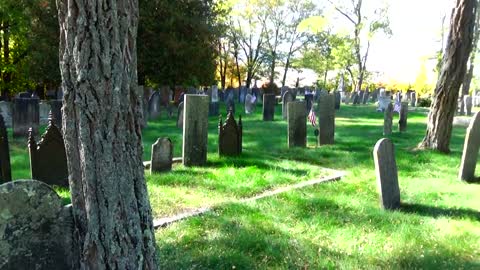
(0, 113, 11, 183)
(352, 92, 359, 105)
(49, 100, 63, 130)
(183, 95, 209, 166)
(334, 91, 341, 110)
(13, 97, 39, 137)
(373, 138, 401, 210)
(287, 101, 307, 148)
(239, 87, 247, 104)
(263, 94, 276, 121)
(218, 111, 242, 156)
(282, 91, 295, 120)
(383, 103, 393, 136)
(398, 102, 408, 132)
(318, 94, 335, 145)
(177, 102, 184, 129)
(148, 91, 161, 120)
(459, 112, 480, 182)
(304, 94, 313, 113)
(28, 115, 68, 188)
(151, 138, 173, 173)
(0, 180, 74, 269)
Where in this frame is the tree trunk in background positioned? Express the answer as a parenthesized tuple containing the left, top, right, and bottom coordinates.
(419, 0, 477, 153)
(57, 0, 158, 268)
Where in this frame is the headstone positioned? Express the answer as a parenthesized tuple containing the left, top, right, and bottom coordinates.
(304, 94, 314, 113)
(245, 93, 256, 114)
(28, 114, 69, 187)
(49, 100, 63, 130)
(0, 101, 12, 127)
(0, 180, 74, 269)
(398, 102, 408, 132)
(377, 89, 391, 112)
(334, 91, 341, 110)
(383, 103, 393, 136)
(318, 94, 335, 145)
(287, 101, 307, 148)
(0, 113, 11, 183)
(459, 112, 480, 182)
(410, 92, 417, 107)
(218, 111, 242, 156)
(151, 138, 173, 173)
(465, 95, 473, 116)
(362, 90, 369, 104)
(263, 94, 276, 121)
(239, 86, 247, 104)
(211, 85, 219, 102)
(39, 102, 50, 125)
(13, 97, 39, 137)
(282, 91, 295, 120)
(352, 92, 359, 105)
(177, 102, 184, 129)
(148, 91, 161, 119)
(373, 138, 401, 210)
(183, 95, 209, 166)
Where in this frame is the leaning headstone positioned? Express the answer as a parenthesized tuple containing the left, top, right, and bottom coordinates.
(383, 103, 393, 136)
(245, 93, 256, 114)
(49, 100, 63, 130)
(373, 138, 401, 210)
(218, 111, 243, 156)
(334, 91, 341, 110)
(282, 91, 295, 120)
(398, 102, 408, 132)
(287, 101, 307, 148)
(0, 180, 74, 269)
(318, 94, 335, 145)
(28, 114, 69, 187)
(459, 112, 480, 182)
(0, 113, 12, 183)
(465, 95, 473, 116)
(151, 138, 173, 173)
(183, 95, 209, 166)
(263, 94, 276, 121)
(177, 102, 184, 129)
(13, 97, 39, 137)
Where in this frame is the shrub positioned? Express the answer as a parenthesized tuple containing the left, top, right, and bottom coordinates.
(417, 98, 432, 107)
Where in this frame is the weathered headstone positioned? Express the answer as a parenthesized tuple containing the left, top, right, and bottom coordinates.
(465, 95, 473, 116)
(49, 100, 63, 130)
(410, 92, 417, 107)
(0, 113, 11, 183)
(151, 138, 173, 173)
(13, 97, 39, 137)
(177, 102, 184, 129)
(334, 91, 341, 110)
(183, 95, 209, 166)
(287, 101, 307, 148)
(373, 138, 401, 210)
(263, 94, 276, 121)
(318, 94, 335, 145)
(148, 91, 161, 120)
(218, 111, 242, 156)
(304, 94, 314, 113)
(0, 180, 74, 269)
(459, 112, 480, 182)
(398, 102, 408, 132)
(282, 91, 295, 120)
(245, 93, 256, 114)
(383, 103, 393, 136)
(28, 114, 69, 187)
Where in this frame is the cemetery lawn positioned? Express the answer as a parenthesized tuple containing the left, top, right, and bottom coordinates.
(7, 104, 480, 268)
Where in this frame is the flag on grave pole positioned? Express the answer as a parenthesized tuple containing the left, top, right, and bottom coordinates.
(308, 108, 316, 127)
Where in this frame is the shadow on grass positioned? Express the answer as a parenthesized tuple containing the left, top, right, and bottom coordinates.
(401, 203, 480, 221)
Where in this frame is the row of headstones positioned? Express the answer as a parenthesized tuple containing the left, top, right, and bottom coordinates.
(458, 95, 474, 116)
(0, 112, 68, 187)
(0, 98, 63, 137)
(383, 102, 409, 135)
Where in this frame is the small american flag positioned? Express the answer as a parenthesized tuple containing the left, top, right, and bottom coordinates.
(308, 108, 317, 127)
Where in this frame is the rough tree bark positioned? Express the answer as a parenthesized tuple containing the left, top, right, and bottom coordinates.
(419, 0, 477, 153)
(57, 0, 158, 268)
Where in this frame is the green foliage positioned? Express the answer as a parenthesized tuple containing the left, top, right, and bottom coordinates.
(417, 98, 432, 108)
(261, 81, 279, 95)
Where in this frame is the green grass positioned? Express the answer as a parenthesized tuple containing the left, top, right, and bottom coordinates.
(6, 103, 480, 268)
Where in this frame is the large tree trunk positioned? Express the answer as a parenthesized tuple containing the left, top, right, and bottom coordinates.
(419, 0, 477, 153)
(57, 0, 158, 268)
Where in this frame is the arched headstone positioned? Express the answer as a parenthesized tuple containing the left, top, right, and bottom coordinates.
(151, 138, 173, 173)
(282, 91, 295, 120)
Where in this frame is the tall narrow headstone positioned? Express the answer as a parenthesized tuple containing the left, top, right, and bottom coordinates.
(373, 138, 401, 210)
(318, 94, 335, 145)
(383, 103, 393, 136)
(218, 111, 242, 156)
(0, 113, 11, 183)
(334, 91, 341, 110)
(410, 92, 417, 107)
(398, 102, 408, 132)
(177, 102, 184, 129)
(151, 138, 173, 173)
(263, 94, 276, 121)
(148, 91, 161, 120)
(304, 94, 314, 113)
(49, 100, 63, 130)
(465, 95, 473, 116)
(287, 101, 307, 148)
(459, 112, 480, 182)
(28, 114, 69, 187)
(282, 91, 295, 120)
(183, 95, 209, 166)
(13, 97, 39, 137)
